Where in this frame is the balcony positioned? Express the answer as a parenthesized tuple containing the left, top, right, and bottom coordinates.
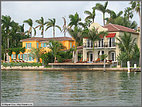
(83, 42, 116, 48)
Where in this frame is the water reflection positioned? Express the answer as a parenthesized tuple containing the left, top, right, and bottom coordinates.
(1, 71, 141, 106)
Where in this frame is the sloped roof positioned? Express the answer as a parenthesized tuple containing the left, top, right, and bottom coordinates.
(103, 24, 138, 34)
(20, 37, 74, 42)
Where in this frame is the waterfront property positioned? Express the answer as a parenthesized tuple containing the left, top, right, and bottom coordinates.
(82, 23, 140, 66)
(9, 37, 75, 63)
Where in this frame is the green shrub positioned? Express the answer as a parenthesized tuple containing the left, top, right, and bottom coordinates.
(2, 62, 42, 67)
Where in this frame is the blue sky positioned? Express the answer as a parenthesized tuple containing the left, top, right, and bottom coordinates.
(1, 1, 140, 38)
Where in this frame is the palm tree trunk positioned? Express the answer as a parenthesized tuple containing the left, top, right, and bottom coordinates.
(7, 38, 9, 49)
(103, 13, 105, 25)
(4, 53, 5, 62)
(64, 30, 66, 37)
(53, 27, 55, 38)
(74, 42, 78, 63)
(54, 56, 56, 63)
(42, 26, 44, 38)
(93, 18, 94, 23)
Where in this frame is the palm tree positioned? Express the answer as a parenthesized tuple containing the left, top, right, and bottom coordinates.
(93, 1, 111, 25)
(116, 32, 136, 66)
(47, 40, 64, 63)
(130, 1, 141, 19)
(35, 17, 47, 38)
(111, 16, 137, 29)
(84, 8, 96, 23)
(29, 47, 43, 62)
(67, 26, 83, 63)
(83, 27, 108, 61)
(68, 12, 83, 28)
(46, 18, 61, 38)
(62, 17, 68, 37)
(23, 18, 33, 37)
(124, 7, 133, 21)
(130, 1, 141, 67)
(105, 10, 123, 24)
(1, 15, 13, 49)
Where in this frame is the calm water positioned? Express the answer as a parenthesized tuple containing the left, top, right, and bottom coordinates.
(1, 71, 141, 106)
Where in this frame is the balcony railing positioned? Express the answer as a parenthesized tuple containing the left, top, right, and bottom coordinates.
(83, 42, 116, 48)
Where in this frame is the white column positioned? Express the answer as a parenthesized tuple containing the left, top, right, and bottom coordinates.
(83, 49, 87, 61)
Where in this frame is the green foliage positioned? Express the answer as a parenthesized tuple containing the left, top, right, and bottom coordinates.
(47, 40, 64, 63)
(8, 48, 12, 56)
(68, 12, 83, 28)
(100, 54, 107, 61)
(45, 18, 61, 37)
(84, 8, 96, 23)
(93, 1, 111, 25)
(56, 51, 73, 63)
(29, 47, 43, 62)
(2, 62, 42, 67)
(20, 47, 25, 53)
(116, 32, 139, 67)
(35, 17, 47, 37)
(1, 15, 29, 61)
(67, 26, 83, 46)
(12, 48, 21, 56)
(41, 52, 54, 66)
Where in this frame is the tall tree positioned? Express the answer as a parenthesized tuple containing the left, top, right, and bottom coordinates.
(82, 27, 108, 61)
(130, 1, 141, 67)
(117, 32, 137, 66)
(124, 7, 133, 21)
(1, 15, 13, 49)
(47, 40, 64, 63)
(23, 18, 33, 37)
(46, 18, 61, 38)
(130, 1, 141, 19)
(67, 26, 83, 63)
(35, 17, 47, 38)
(62, 17, 68, 37)
(93, 1, 111, 25)
(29, 47, 43, 62)
(84, 8, 96, 23)
(111, 16, 137, 29)
(68, 12, 82, 28)
(105, 10, 123, 24)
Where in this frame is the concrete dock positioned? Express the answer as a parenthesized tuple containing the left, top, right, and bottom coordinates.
(1, 66, 141, 72)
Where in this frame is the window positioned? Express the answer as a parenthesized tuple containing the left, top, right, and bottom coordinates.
(109, 38, 115, 47)
(111, 52, 115, 61)
(11, 54, 16, 59)
(23, 54, 34, 61)
(44, 43, 46, 47)
(87, 39, 90, 47)
(70, 42, 72, 48)
(20, 54, 23, 59)
(37, 43, 39, 48)
(26, 43, 32, 49)
(41, 43, 49, 47)
(24, 54, 28, 61)
(102, 51, 104, 55)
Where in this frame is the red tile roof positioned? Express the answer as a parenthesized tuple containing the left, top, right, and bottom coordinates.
(42, 37, 74, 41)
(103, 24, 138, 34)
(20, 37, 74, 42)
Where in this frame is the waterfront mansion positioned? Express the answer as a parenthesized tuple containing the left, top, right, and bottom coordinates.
(82, 23, 140, 65)
(10, 37, 75, 63)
